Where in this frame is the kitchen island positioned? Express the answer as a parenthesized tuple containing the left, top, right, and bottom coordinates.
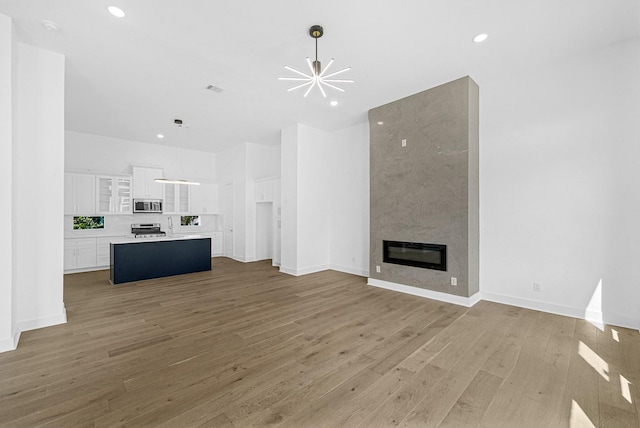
(110, 235, 211, 284)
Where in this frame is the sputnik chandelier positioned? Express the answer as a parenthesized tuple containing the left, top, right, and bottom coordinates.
(279, 25, 353, 98)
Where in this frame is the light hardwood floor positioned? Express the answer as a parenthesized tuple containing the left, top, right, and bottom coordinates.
(1, 258, 638, 427)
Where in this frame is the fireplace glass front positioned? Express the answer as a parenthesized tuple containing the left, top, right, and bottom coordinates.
(383, 240, 447, 271)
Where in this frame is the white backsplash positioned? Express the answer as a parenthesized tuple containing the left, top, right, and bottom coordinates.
(65, 213, 222, 238)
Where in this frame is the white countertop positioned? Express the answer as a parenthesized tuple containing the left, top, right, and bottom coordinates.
(65, 230, 222, 239)
(109, 234, 211, 244)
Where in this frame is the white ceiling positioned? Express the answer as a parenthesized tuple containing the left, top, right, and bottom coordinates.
(1, 0, 638, 153)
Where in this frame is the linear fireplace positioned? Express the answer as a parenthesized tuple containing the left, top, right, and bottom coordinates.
(383, 240, 447, 271)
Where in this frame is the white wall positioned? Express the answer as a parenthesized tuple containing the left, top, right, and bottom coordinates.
(277, 39, 640, 330)
(12, 42, 66, 337)
(65, 131, 218, 182)
(246, 142, 280, 180)
(280, 126, 299, 272)
(280, 122, 370, 277)
(296, 125, 332, 274)
(64, 130, 221, 237)
(0, 14, 14, 351)
(328, 123, 370, 276)
(217, 143, 247, 260)
(280, 124, 332, 275)
(217, 142, 280, 262)
(245, 143, 281, 261)
(255, 203, 273, 260)
(480, 38, 640, 329)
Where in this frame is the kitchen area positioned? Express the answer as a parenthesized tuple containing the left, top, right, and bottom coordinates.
(64, 164, 224, 281)
(63, 130, 282, 284)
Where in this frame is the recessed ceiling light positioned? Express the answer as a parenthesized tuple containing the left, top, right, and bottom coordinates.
(108, 6, 126, 18)
(330, 100, 338, 107)
(157, 134, 164, 139)
(473, 33, 488, 43)
(42, 20, 60, 31)
(377, 121, 384, 125)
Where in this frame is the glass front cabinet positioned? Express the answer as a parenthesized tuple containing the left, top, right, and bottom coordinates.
(96, 175, 132, 214)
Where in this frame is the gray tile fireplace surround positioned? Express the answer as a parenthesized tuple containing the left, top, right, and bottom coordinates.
(368, 76, 479, 299)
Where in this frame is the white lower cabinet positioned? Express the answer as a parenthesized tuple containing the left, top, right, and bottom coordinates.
(64, 238, 97, 271)
(196, 233, 223, 256)
(212, 232, 223, 256)
(65, 236, 129, 271)
(97, 237, 124, 267)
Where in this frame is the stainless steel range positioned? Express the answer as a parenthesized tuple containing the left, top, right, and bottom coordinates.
(131, 223, 166, 238)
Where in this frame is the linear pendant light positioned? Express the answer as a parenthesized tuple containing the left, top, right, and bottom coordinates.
(154, 178, 200, 186)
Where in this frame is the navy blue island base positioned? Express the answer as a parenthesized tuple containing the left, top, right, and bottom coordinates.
(110, 237, 211, 284)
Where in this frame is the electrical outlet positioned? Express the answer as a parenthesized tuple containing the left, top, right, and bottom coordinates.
(533, 282, 541, 292)
(401, 139, 407, 147)
(376, 265, 381, 273)
(451, 277, 457, 286)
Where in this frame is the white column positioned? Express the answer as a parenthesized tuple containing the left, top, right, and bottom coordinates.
(0, 14, 15, 352)
(13, 42, 66, 334)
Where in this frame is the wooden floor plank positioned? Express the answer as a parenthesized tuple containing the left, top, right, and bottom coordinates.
(438, 370, 503, 427)
(596, 325, 640, 428)
(485, 316, 577, 427)
(0, 257, 637, 427)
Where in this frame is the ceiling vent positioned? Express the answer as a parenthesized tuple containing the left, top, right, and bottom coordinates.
(205, 84, 223, 93)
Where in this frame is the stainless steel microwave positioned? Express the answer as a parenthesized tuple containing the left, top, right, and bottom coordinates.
(133, 199, 163, 213)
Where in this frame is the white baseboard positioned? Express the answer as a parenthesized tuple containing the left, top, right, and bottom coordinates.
(64, 266, 109, 274)
(279, 264, 330, 277)
(602, 313, 640, 331)
(368, 278, 481, 308)
(13, 326, 21, 347)
(279, 266, 297, 276)
(0, 332, 18, 353)
(17, 307, 67, 333)
(230, 256, 272, 264)
(482, 291, 639, 331)
(0, 307, 67, 353)
(329, 264, 368, 278)
(482, 291, 589, 320)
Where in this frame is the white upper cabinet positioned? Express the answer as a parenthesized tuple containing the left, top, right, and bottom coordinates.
(255, 180, 273, 202)
(164, 183, 190, 214)
(64, 173, 95, 215)
(190, 183, 219, 214)
(96, 175, 132, 214)
(132, 167, 163, 199)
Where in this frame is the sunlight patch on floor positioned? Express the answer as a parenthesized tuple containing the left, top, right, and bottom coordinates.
(620, 374, 633, 404)
(578, 340, 609, 381)
(570, 399, 596, 428)
(611, 328, 619, 342)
